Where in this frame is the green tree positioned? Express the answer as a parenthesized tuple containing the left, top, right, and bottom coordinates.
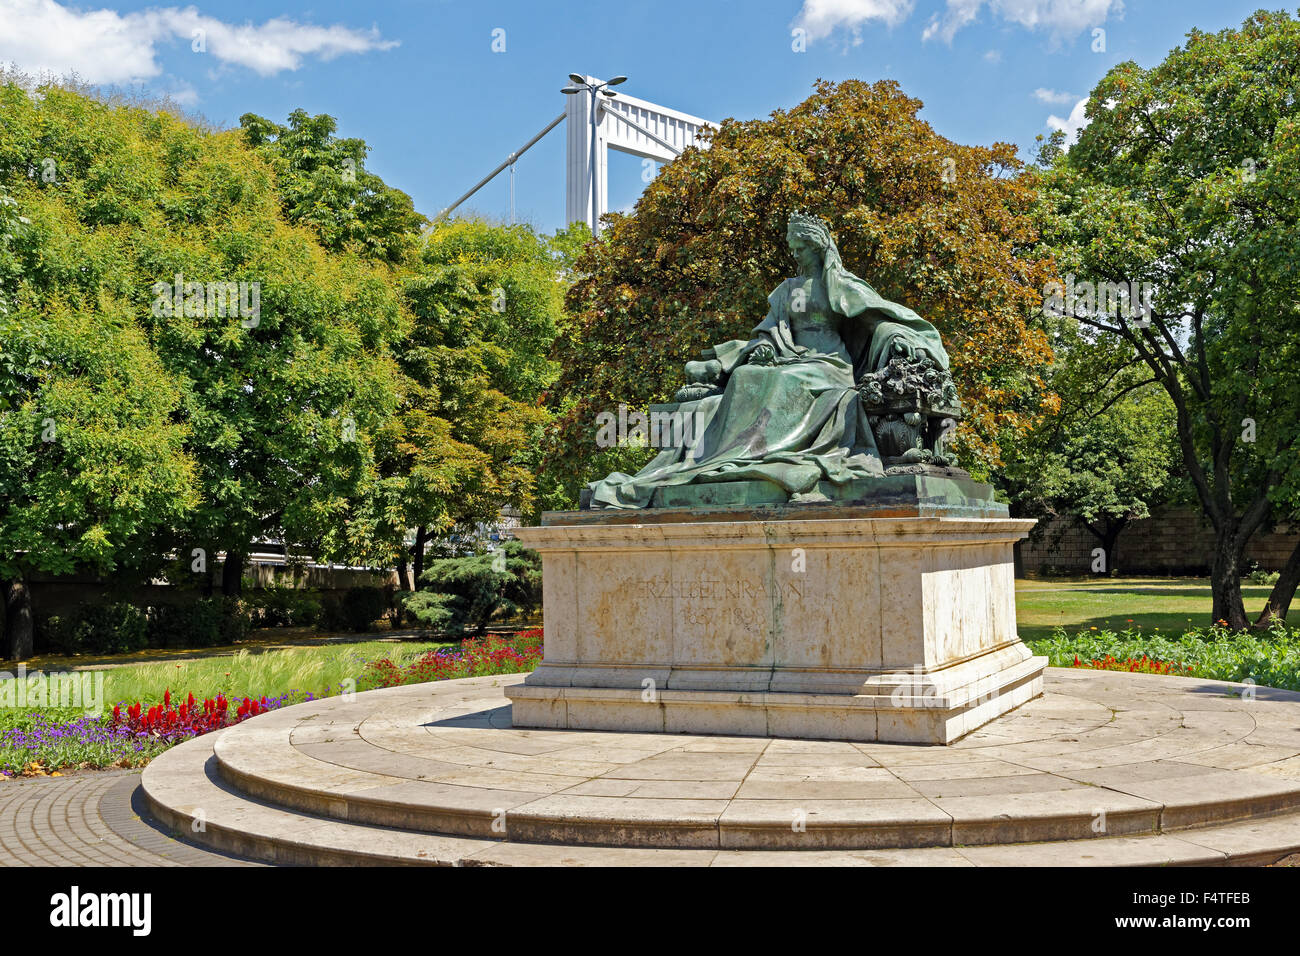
(1035, 10, 1300, 627)
(547, 79, 1057, 498)
(0, 308, 197, 659)
(380, 219, 572, 587)
(0, 81, 410, 600)
(401, 540, 541, 635)
(240, 109, 426, 264)
(0, 185, 21, 315)
(1002, 370, 1179, 575)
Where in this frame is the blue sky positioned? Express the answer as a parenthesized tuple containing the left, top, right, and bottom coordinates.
(0, 0, 1272, 231)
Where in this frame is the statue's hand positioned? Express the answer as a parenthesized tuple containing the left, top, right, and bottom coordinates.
(684, 359, 722, 385)
(747, 343, 776, 366)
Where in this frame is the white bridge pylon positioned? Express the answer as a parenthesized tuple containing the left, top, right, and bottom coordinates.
(430, 76, 714, 236)
(566, 76, 715, 233)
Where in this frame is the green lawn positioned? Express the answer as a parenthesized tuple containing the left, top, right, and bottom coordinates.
(4, 628, 460, 708)
(1015, 576, 1277, 642)
(94, 640, 455, 707)
(2, 637, 453, 713)
(5, 584, 1299, 777)
(10, 580, 1284, 696)
(1, 579, 1287, 708)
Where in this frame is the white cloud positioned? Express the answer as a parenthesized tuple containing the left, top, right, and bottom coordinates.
(925, 0, 1120, 45)
(1047, 96, 1089, 145)
(793, 0, 915, 43)
(152, 9, 398, 76)
(0, 0, 396, 86)
(0, 0, 162, 83)
(998, 0, 1119, 37)
(922, 0, 982, 43)
(983, 49, 1002, 63)
(164, 78, 198, 106)
(1034, 87, 1076, 104)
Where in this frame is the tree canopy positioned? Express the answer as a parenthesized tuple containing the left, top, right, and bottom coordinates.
(0, 80, 430, 660)
(372, 218, 574, 586)
(1034, 10, 1300, 626)
(240, 109, 426, 264)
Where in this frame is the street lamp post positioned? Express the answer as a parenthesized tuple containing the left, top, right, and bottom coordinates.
(562, 73, 626, 236)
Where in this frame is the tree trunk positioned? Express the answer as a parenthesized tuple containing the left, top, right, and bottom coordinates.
(221, 550, 245, 597)
(397, 554, 414, 592)
(1210, 528, 1250, 630)
(412, 526, 428, 587)
(5, 577, 34, 662)
(1101, 520, 1126, 578)
(1081, 518, 1126, 576)
(1255, 536, 1300, 627)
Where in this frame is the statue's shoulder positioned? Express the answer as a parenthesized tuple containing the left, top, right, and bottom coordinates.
(768, 276, 795, 302)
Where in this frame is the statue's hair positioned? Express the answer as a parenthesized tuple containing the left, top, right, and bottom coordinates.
(787, 211, 845, 274)
(786, 211, 833, 248)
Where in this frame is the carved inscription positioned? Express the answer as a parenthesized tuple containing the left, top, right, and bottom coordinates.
(628, 578, 805, 632)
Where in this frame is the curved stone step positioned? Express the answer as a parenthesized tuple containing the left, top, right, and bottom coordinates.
(141, 729, 1300, 866)
(200, 672, 1300, 850)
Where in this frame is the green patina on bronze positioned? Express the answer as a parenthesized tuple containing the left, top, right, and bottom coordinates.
(587, 213, 978, 512)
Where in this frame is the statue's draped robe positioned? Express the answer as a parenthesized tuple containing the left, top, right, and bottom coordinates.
(588, 267, 950, 510)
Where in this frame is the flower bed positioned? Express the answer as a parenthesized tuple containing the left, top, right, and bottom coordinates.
(0, 711, 171, 777)
(1028, 620, 1300, 691)
(1, 629, 543, 777)
(108, 689, 296, 742)
(1068, 653, 1194, 676)
(359, 630, 543, 689)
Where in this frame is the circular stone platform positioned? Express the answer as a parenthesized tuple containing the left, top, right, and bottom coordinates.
(141, 669, 1300, 865)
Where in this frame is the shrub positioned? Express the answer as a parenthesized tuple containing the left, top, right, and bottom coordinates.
(397, 590, 455, 632)
(217, 597, 253, 644)
(1247, 568, 1281, 586)
(33, 614, 61, 654)
(43, 602, 148, 655)
(247, 584, 321, 628)
(337, 586, 387, 633)
(149, 600, 221, 648)
(405, 541, 541, 636)
(147, 597, 252, 648)
(318, 594, 347, 632)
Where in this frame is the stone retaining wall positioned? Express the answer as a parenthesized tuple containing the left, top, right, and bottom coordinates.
(1018, 508, 1298, 576)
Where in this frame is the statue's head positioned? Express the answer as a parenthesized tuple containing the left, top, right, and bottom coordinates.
(786, 212, 836, 271)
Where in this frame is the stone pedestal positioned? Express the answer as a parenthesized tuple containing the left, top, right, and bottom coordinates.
(507, 493, 1045, 744)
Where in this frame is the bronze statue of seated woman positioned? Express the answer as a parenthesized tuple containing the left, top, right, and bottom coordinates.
(588, 212, 961, 509)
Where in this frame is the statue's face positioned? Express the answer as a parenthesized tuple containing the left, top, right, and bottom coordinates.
(788, 234, 822, 272)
